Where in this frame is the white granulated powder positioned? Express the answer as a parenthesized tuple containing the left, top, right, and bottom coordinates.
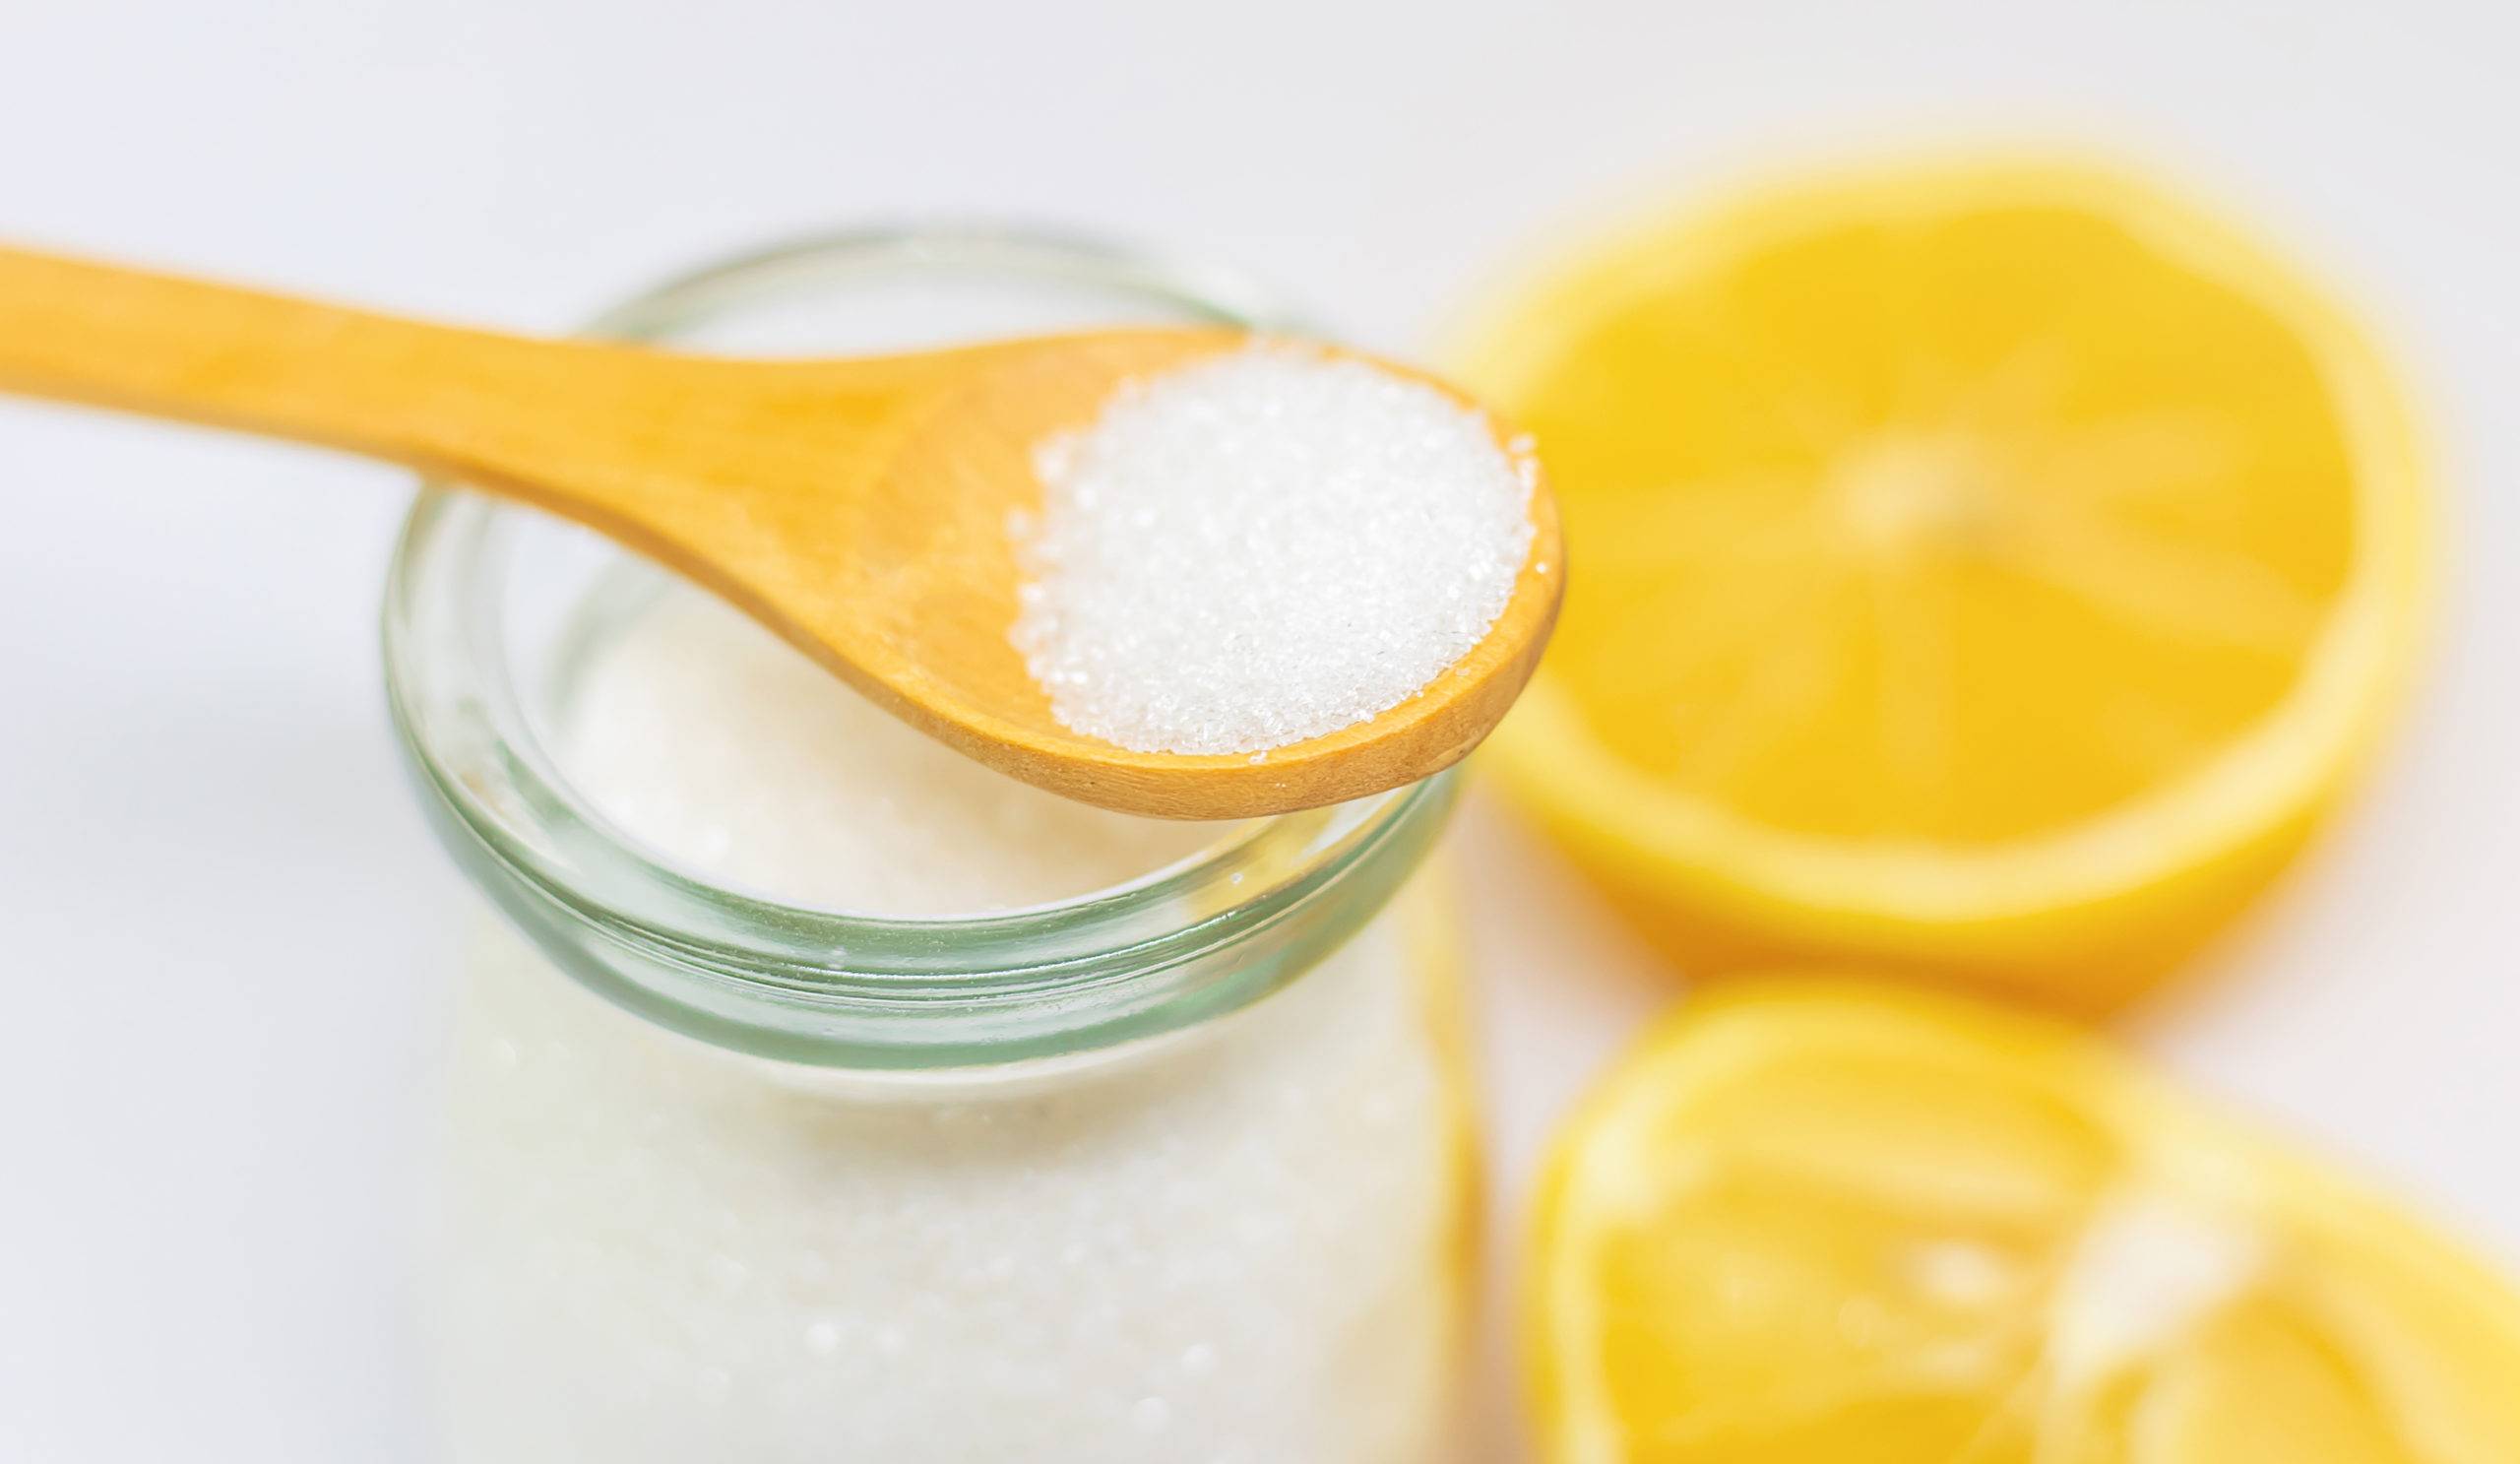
(428, 587, 1466, 1463)
(1013, 342, 1537, 755)
(556, 591, 1219, 914)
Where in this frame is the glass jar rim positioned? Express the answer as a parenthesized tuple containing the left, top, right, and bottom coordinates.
(380, 224, 1458, 1068)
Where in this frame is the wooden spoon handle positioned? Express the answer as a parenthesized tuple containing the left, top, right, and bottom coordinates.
(0, 243, 655, 487)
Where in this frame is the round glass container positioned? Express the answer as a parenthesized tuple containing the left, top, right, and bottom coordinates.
(384, 227, 1477, 1463)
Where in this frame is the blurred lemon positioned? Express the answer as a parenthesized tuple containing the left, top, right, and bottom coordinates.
(1455, 159, 2429, 1010)
(1530, 983, 2520, 1462)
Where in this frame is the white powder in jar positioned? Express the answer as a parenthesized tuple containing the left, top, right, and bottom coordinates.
(1012, 342, 1537, 755)
(559, 589, 1221, 913)
(429, 589, 1469, 1464)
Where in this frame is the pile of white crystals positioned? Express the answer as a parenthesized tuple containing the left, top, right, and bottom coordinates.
(1012, 342, 1538, 756)
(431, 591, 1464, 1462)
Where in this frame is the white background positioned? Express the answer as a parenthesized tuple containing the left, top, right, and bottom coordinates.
(3, 2, 2516, 1458)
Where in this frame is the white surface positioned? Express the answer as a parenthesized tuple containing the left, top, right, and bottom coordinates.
(2, 2, 2516, 1458)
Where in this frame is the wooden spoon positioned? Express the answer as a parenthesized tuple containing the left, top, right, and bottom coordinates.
(0, 245, 1560, 819)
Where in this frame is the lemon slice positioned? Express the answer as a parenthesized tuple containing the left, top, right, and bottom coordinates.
(1531, 983, 2520, 1463)
(1455, 159, 2429, 1008)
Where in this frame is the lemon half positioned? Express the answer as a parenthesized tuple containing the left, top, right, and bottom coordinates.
(1458, 159, 2429, 1009)
(1531, 983, 2520, 1462)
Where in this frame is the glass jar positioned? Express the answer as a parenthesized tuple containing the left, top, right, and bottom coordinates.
(383, 228, 1478, 1463)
